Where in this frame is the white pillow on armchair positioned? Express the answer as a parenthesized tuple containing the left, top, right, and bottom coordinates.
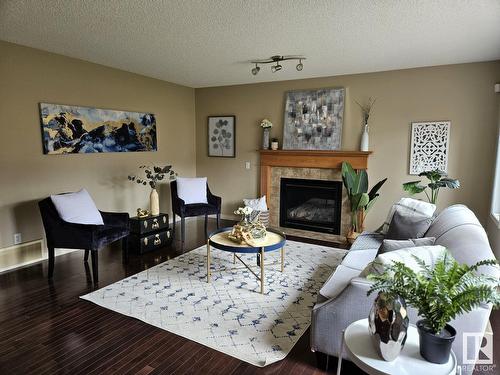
(176, 177, 208, 204)
(50, 188, 104, 225)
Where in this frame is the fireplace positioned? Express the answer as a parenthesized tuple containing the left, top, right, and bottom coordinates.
(279, 178, 343, 234)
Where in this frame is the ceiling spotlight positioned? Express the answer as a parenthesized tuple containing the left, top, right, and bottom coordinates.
(251, 64, 260, 75)
(271, 63, 282, 73)
(250, 55, 306, 76)
(296, 59, 303, 71)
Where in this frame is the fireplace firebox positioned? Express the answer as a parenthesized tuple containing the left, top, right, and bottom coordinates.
(279, 178, 342, 234)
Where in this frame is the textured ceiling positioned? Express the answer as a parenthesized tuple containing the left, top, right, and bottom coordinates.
(1, 0, 499, 88)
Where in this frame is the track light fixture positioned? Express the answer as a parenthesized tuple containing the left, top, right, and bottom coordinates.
(296, 59, 303, 71)
(250, 55, 305, 75)
(271, 63, 282, 73)
(251, 64, 260, 75)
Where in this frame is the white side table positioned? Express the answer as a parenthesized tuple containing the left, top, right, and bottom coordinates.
(337, 319, 459, 375)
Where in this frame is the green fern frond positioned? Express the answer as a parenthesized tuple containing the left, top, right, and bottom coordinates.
(365, 250, 499, 334)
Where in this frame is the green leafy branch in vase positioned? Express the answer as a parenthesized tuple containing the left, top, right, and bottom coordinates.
(128, 165, 176, 189)
(403, 169, 460, 204)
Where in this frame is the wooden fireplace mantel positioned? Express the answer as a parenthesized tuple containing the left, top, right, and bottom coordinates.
(259, 149, 372, 198)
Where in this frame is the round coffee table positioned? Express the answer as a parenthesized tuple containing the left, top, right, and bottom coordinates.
(337, 319, 458, 375)
(206, 227, 286, 294)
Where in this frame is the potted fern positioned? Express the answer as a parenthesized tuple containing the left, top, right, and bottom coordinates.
(367, 253, 499, 364)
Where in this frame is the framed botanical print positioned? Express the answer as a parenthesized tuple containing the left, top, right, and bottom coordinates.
(207, 116, 236, 157)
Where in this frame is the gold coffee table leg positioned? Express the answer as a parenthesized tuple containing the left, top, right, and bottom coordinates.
(207, 239, 211, 283)
(281, 247, 285, 272)
(260, 247, 265, 294)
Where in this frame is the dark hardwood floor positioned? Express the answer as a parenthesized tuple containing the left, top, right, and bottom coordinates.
(0, 218, 498, 375)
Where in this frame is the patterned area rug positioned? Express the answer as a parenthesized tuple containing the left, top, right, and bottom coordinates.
(81, 240, 346, 367)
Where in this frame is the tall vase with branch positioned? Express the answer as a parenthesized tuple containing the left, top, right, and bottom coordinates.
(341, 162, 387, 242)
(128, 165, 176, 216)
(355, 97, 376, 152)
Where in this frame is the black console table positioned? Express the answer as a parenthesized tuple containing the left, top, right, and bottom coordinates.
(128, 213, 172, 255)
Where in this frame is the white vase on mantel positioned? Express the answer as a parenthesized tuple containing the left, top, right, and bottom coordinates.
(150, 188, 160, 216)
(360, 124, 370, 152)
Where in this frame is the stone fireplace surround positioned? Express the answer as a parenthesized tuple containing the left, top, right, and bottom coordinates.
(259, 150, 372, 243)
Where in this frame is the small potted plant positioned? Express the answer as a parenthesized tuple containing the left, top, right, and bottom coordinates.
(260, 119, 273, 150)
(367, 253, 499, 364)
(271, 138, 279, 150)
(403, 169, 460, 204)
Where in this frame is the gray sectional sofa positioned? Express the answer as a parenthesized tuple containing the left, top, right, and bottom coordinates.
(310, 205, 499, 374)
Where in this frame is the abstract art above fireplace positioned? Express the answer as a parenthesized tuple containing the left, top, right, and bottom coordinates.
(282, 88, 345, 150)
(39, 103, 157, 154)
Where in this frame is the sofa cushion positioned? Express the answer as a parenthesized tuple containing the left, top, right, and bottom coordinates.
(349, 232, 385, 252)
(380, 197, 436, 234)
(50, 189, 104, 225)
(379, 237, 435, 253)
(176, 177, 208, 204)
(318, 265, 361, 300)
(386, 209, 433, 240)
(341, 248, 379, 271)
(426, 205, 499, 279)
(360, 245, 448, 277)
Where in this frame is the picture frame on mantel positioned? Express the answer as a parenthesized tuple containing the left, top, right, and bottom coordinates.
(207, 115, 236, 157)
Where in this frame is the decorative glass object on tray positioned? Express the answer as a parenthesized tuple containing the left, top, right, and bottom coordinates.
(228, 207, 267, 246)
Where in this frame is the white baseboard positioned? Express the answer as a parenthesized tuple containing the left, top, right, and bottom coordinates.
(0, 239, 82, 274)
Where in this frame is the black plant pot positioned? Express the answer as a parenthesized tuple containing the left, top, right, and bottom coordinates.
(416, 320, 456, 364)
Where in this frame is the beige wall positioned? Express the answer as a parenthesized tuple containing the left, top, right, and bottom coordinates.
(0, 41, 196, 248)
(195, 62, 500, 230)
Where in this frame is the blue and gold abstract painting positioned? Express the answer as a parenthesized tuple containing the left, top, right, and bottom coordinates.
(39, 103, 157, 154)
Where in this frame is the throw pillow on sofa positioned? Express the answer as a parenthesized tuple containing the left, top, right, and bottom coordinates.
(386, 209, 434, 240)
(379, 237, 436, 253)
(361, 245, 448, 277)
(50, 188, 104, 225)
(380, 197, 436, 234)
(176, 177, 208, 204)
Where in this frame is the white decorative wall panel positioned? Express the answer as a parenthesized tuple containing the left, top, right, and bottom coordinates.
(409, 121, 450, 175)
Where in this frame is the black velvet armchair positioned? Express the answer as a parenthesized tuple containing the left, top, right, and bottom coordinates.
(38, 197, 129, 284)
(170, 180, 221, 246)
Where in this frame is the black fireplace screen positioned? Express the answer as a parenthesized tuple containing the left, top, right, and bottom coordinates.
(279, 178, 342, 234)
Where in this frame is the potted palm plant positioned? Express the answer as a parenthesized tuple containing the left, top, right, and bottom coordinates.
(341, 162, 387, 242)
(367, 253, 499, 363)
